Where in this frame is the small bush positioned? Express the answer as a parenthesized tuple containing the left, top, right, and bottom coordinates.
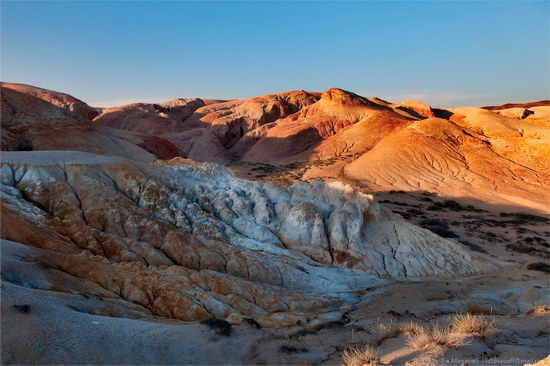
(464, 205, 485, 212)
(466, 304, 499, 315)
(279, 345, 308, 354)
(13, 304, 30, 313)
(398, 321, 424, 336)
(371, 322, 398, 345)
(527, 262, 550, 273)
(499, 212, 549, 224)
(405, 323, 469, 350)
(451, 313, 498, 338)
(243, 317, 262, 328)
(460, 241, 488, 254)
(200, 318, 232, 336)
(527, 303, 550, 315)
(442, 200, 463, 211)
(341, 345, 380, 366)
(419, 219, 459, 238)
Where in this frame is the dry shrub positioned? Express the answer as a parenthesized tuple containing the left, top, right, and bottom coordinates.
(406, 322, 469, 350)
(452, 313, 498, 338)
(527, 303, 550, 315)
(371, 322, 398, 344)
(406, 324, 432, 349)
(341, 345, 380, 366)
(398, 321, 424, 336)
(431, 323, 468, 348)
(466, 303, 499, 315)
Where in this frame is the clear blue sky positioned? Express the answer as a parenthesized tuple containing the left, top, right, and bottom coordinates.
(1, 1, 548, 107)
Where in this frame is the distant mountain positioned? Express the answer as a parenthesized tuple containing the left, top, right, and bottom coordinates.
(3, 83, 549, 212)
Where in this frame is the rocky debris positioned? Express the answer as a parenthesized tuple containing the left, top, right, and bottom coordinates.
(1, 151, 491, 327)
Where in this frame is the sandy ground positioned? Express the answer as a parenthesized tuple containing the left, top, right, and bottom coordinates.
(2, 258, 548, 365)
(1, 280, 265, 365)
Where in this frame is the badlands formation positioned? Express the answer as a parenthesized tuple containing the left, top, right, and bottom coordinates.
(1, 83, 549, 365)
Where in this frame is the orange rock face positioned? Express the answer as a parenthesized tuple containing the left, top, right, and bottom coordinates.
(1, 82, 99, 119)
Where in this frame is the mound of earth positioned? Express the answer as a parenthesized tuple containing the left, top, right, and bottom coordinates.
(0, 86, 189, 162)
(239, 88, 409, 162)
(1, 82, 99, 120)
(93, 98, 205, 135)
(345, 112, 550, 212)
(0, 87, 155, 161)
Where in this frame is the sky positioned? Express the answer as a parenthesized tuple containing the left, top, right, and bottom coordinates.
(1, 1, 549, 107)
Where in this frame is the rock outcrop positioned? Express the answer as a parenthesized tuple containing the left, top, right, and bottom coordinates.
(1, 82, 99, 120)
(240, 88, 409, 162)
(1, 151, 491, 327)
(184, 90, 319, 149)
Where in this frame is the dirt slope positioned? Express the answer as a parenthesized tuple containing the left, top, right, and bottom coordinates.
(1, 82, 99, 119)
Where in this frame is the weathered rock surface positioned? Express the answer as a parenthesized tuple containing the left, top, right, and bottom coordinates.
(1, 82, 99, 120)
(240, 88, 408, 162)
(1, 151, 491, 327)
(345, 113, 550, 212)
(0, 87, 158, 162)
(184, 91, 319, 149)
(391, 100, 435, 119)
(93, 98, 205, 135)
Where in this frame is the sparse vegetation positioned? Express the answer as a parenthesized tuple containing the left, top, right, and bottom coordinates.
(527, 262, 549, 273)
(279, 345, 308, 354)
(466, 304, 499, 315)
(13, 304, 30, 313)
(427, 200, 484, 212)
(405, 322, 469, 350)
(341, 345, 380, 366)
(507, 241, 550, 258)
(371, 321, 398, 345)
(243, 317, 262, 328)
(451, 313, 498, 338)
(200, 318, 232, 336)
(527, 303, 550, 315)
(418, 219, 459, 238)
(499, 212, 549, 224)
(398, 320, 424, 336)
(460, 240, 488, 254)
